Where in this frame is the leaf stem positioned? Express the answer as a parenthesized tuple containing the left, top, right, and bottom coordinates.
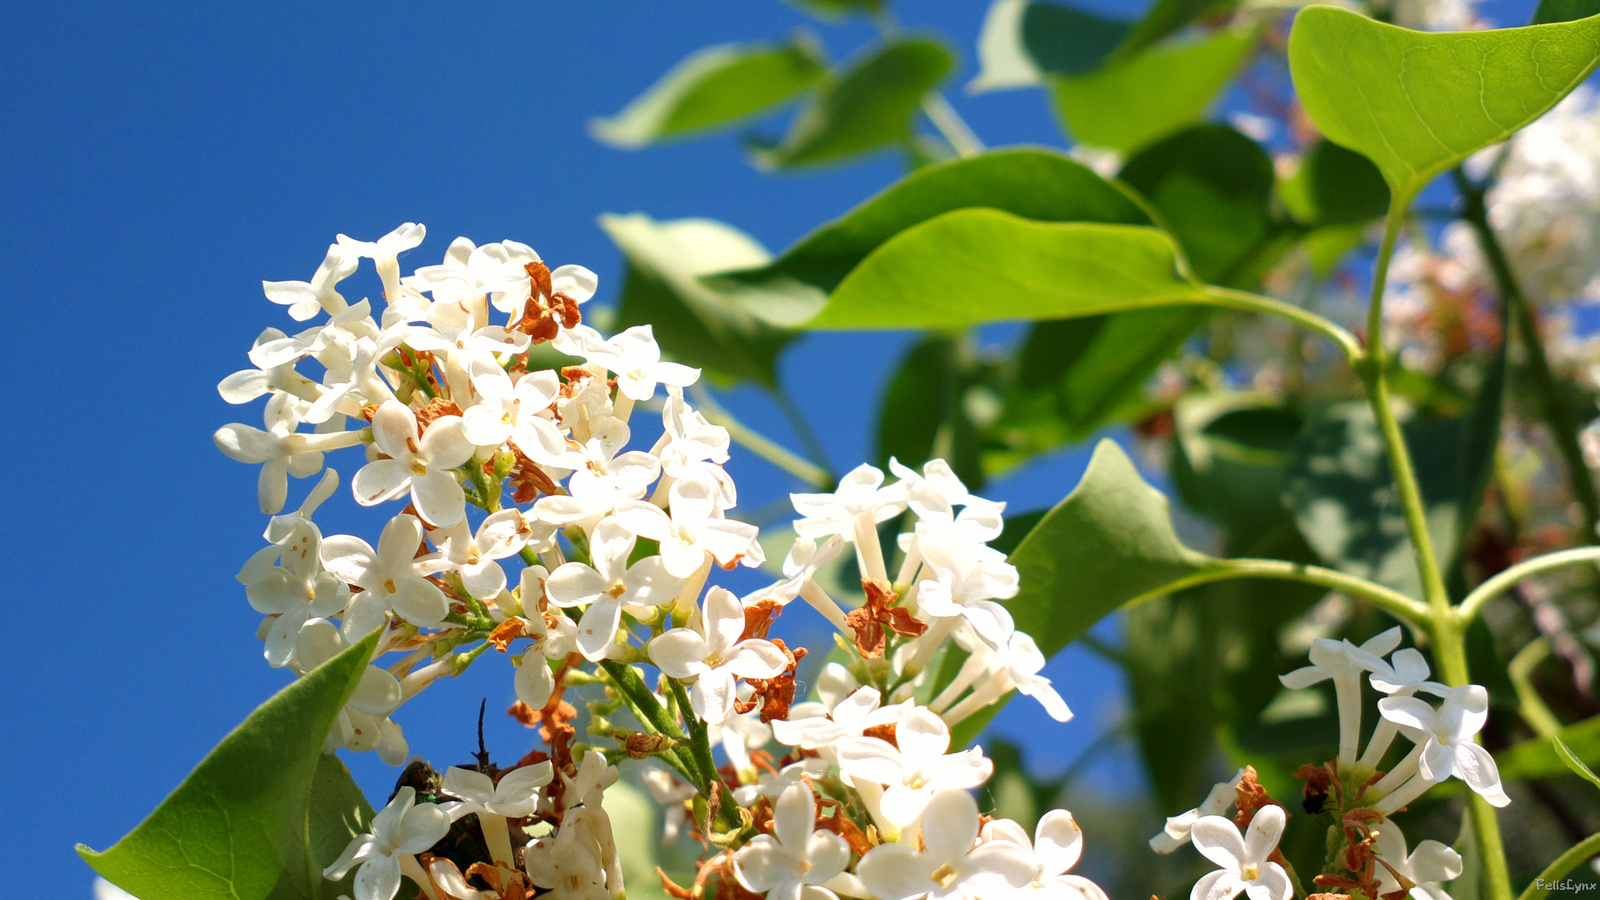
(688, 384, 833, 489)
(1456, 546, 1600, 624)
(1451, 168, 1600, 545)
(1138, 558, 1431, 625)
(1515, 830, 1600, 900)
(1201, 286, 1363, 363)
(921, 93, 985, 158)
(1508, 637, 1562, 738)
(767, 386, 839, 488)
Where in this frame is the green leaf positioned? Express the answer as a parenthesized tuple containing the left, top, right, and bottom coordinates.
(1118, 124, 1277, 285)
(1554, 735, 1600, 794)
(989, 308, 1203, 468)
(80, 631, 381, 900)
(1536, 0, 1600, 24)
(950, 439, 1213, 745)
(600, 213, 793, 388)
(1007, 439, 1213, 658)
(1498, 714, 1600, 781)
(589, 38, 826, 149)
(1114, 0, 1240, 61)
(716, 149, 1149, 324)
(971, 0, 1136, 92)
(1287, 7, 1600, 206)
(783, 0, 882, 21)
(808, 213, 1208, 331)
(1052, 25, 1257, 153)
(1281, 140, 1391, 227)
(1170, 393, 1303, 541)
(294, 755, 376, 900)
(1283, 401, 1464, 597)
(875, 334, 985, 489)
(752, 39, 955, 170)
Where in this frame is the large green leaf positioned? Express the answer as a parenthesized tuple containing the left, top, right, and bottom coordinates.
(1287, 7, 1600, 205)
(1118, 124, 1277, 285)
(969, 0, 1134, 91)
(1008, 439, 1213, 657)
(1170, 393, 1303, 542)
(807, 213, 1209, 331)
(1281, 140, 1391, 227)
(601, 213, 793, 388)
(1536, 0, 1600, 24)
(589, 38, 826, 148)
(1052, 26, 1257, 153)
(1283, 401, 1463, 598)
(80, 631, 381, 900)
(716, 149, 1150, 324)
(989, 308, 1203, 469)
(751, 39, 955, 170)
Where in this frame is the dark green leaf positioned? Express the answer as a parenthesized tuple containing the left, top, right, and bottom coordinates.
(1114, 0, 1240, 60)
(601, 213, 794, 388)
(1052, 26, 1257, 153)
(1118, 124, 1277, 285)
(1288, 7, 1600, 205)
(783, 0, 883, 21)
(1282, 140, 1391, 226)
(989, 308, 1203, 469)
(1536, 0, 1600, 23)
(1283, 401, 1463, 597)
(716, 149, 1150, 324)
(590, 38, 827, 148)
(1024, 2, 1134, 77)
(80, 631, 381, 900)
(808, 214, 1208, 331)
(1171, 393, 1303, 542)
(752, 39, 955, 170)
(875, 334, 985, 489)
(293, 755, 376, 900)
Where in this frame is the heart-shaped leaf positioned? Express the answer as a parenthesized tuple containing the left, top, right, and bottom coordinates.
(1288, 7, 1600, 206)
(80, 631, 380, 900)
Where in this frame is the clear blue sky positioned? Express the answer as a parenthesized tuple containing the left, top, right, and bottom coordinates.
(3, 2, 1151, 892)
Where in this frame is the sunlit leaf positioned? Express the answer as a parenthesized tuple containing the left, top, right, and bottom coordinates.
(590, 37, 826, 149)
(80, 632, 381, 900)
(1052, 26, 1257, 153)
(601, 213, 793, 388)
(807, 213, 1208, 330)
(717, 149, 1149, 325)
(751, 39, 955, 170)
(1287, 7, 1600, 205)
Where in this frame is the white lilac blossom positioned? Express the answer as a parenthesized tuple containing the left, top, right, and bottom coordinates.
(352, 399, 476, 527)
(1279, 627, 1401, 764)
(856, 789, 1036, 900)
(320, 513, 449, 638)
(836, 705, 993, 827)
(1374, 825, 1465, 900)
(439, 762, 554, 865)
(546, 516, 683, 661)
(732, 781, 850, 900)
(322, 787, 450, 900)
(1188, 806, 1292, 900)
(1376, 684, 1510, 812)
(982, 809, 1111, 900)
(1150, 771, 1246, 855)
(648, 586, 788, 724)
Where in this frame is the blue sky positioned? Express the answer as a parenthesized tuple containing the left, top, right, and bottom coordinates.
(2, 1, 1161, 892)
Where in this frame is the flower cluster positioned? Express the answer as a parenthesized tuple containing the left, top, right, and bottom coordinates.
(1151, 627, 1504, 900)
(215, 224, 1083, 900)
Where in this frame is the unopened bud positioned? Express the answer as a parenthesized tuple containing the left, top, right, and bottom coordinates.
(623, 732, 674, 759)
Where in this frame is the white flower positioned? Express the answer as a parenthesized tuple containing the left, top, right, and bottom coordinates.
(1188, 806, 1292, 900)
(580, 324, 700, 403)
(1359, 647, 1450, 768)
(1376, 684, 1509, 811)
(1374, 825, 1464, 900)
(337, 223, 425, 302)
(459, 365, 569, 465)
(790, 463, 908, 542)
(546, 517, 683, 661)
(733, 781, 850, 900)
(1279, 627, 1400, 764)
(648, 586, 788, 725)
(982, 809, 1110, 900)
(428, 508, 533, 601)
(774, 682, 907, 757)
(321, 513, 449, 637)
(913, 534, 1020, 648)
(1149, 771, 1244, 854)
(613, 474, 762, 578)
(836, 705, 993, 827)
(857, 789, 1036, 900)
(352, 399, 475, 527)
(213, 420, 361, 514)
(322, 787, 449, 900)
(265, 243, 357, 322)
(935, 629, 1070, 726)
(440, 762, 555, 866)
(237, 470, 350, 666)
(641, 766, 697, 844)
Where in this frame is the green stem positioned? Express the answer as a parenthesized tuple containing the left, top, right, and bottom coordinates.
(1136, 557, 1432, 626)
(689, 384, 832, 489)
(1452, 168, 1600, 545)
(1365, 206, 1512, 900)
(1456, 547, 1600, 624)
(1508, 637, 1562, 738)
(1201, 286, 1364, 363)
(921, 93, 985, 158)
(665, 678, 745, 835)
(1515, 831, 1600, 900)
(767, 386, 838, 488)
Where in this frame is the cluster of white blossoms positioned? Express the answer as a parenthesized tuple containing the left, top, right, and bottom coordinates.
(1150, 628, 1502, 900)
(215, 224, 1090, 900)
